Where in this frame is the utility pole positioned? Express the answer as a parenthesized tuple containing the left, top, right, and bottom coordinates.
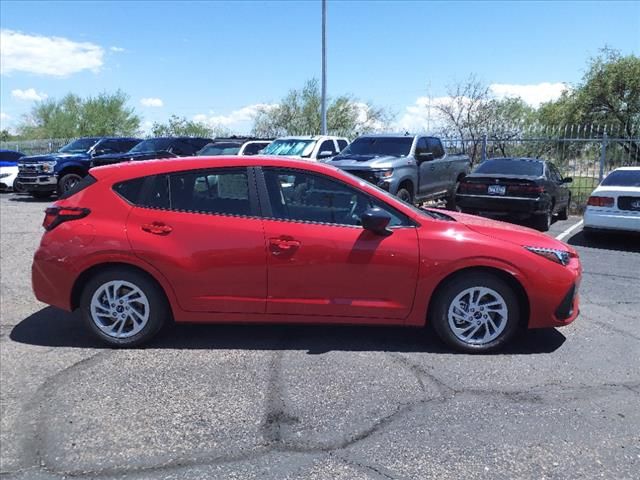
(321, 0, 327, 135)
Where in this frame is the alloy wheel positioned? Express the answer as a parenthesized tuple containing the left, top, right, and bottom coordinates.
(90, 280, 150, 339)
(447, 286, 508, 345)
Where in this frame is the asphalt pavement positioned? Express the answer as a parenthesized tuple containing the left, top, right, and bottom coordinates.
(1, 193, 638, 480)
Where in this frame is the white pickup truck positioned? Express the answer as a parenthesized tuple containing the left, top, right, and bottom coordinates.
(262, 135, 349, 161)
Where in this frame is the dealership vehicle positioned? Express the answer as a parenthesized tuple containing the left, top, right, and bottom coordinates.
(262, 135, 348, 160)
(584, 167, 640, 234)
(91, 137, 212, 167)
(197, 138, 272, 156)
(0, 149, 25, 191)
(16, 137, 140, 198)
(456, 157, 572, 231)
(329, 134, 470, 208)
(32, 156, 581, 353)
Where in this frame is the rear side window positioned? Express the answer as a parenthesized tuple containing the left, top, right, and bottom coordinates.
(427, 138, 445, 159)
(169, 169, 250, 216)
(242, 142, 267, 155)
(113, 177, 145, 204)
(337, 139, 348, 151)
(59, 174, 97, 200)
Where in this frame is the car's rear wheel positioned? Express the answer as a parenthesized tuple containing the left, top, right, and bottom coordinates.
(58, 173, 83, 194)
(558, 195, 570, 221)
(80, 269, 168, 347)
(532, 208, 552, 231)
(431, 272, 520, 353)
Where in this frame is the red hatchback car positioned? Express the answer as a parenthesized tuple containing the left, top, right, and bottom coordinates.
(32, 156, 582, 352)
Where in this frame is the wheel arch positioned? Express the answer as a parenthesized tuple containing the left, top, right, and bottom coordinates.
(397, 178, 415, 196)
(58, 164, 87, 178)
(70, 261, 175, 320)
(425, 266, 530, 329)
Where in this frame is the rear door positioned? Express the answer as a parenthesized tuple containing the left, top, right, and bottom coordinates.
(124, 168, 267, 313)
(548, 162, 569, 210)
(427, 137, 449, 193)
(416, 137, 438, 197)
(258, 167, 419, 321)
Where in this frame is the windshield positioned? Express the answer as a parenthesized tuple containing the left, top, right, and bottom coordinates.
(129, 138, 174, 153)
(263, 139, 316, 157)
(198, 143, 241, 156)
(474, 159, 544, 176)
(338, 137, 413, 158)
(601, 169, 640, 187)
(59, 138, 100, 154)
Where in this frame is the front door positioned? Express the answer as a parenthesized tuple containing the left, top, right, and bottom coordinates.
(125, 168, 267, 313)
(259, 167, 420, 320)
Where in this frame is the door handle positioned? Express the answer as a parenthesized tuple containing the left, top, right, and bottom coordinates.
(141, 222, 173, 235)
(269, 237, 301, 255)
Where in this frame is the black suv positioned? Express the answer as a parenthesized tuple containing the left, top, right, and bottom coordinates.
(92, 137, 213, 167)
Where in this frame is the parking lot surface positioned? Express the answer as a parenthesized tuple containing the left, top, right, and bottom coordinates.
(1, 193, 639, 480)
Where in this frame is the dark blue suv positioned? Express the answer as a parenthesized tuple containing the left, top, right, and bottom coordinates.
(17, 137, 140, 198)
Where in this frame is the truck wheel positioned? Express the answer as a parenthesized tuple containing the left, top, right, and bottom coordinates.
(396, 188, 413, 204)
(445, 183, 459, 210)
(12, 179, 26, 194)
(532, 208, 552, 231)
(58, 173, 83, 194)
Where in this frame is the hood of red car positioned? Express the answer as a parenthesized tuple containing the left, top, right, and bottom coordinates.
(445, 211, 576, 254)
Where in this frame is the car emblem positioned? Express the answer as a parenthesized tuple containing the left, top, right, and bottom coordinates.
(632, 200, 640, 209)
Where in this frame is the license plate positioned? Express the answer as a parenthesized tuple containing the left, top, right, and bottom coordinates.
(488, 185, 506, 195)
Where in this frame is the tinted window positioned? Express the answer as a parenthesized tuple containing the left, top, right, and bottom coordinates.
(318, 140, 337, 156)
(548, 163, 562, 182)
(474, 159, 544, 177)
(338, 137, 413, 158)
(129, 138, 173, 153)
(601, 169, 640, 187)
(169, 169, 250, 216)
(415, 137, 428, 154)
(141, 175, 170, 209)
(198, 143, 242, 156)
(119, 139, 141, 152)
(242, 142, 268, 155)
(263, 169, 409, 227)
(427, 137, 445, 159)
(59, 138, 100, 154)
(337, 140, 348, 151)
(113, 177, 146, 204)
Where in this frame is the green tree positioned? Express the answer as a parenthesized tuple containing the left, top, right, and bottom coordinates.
(252, 79, 391, 137)
(150, 115, 218, 137)
(18, 90, 140, 139)
(0, 130, 11, 142)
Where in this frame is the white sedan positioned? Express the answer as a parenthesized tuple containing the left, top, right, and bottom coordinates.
(0, 163, 19, 191)
(584, 167, 640, 234)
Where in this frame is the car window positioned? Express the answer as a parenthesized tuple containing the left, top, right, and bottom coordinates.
(169, 169, 250, 216)
(120, 139, 141, 152)
(318, 140, 337, 156)
(416, 137, 428, 154)
(548, 163, 562, 182)
(474, 159, 544, 176)
(263, 168, 409, 227)
(601, 169, 640, 187)
(242, 142, 267, 155)
(141, 175, 170, 209)
(427, 137, 445, 159)
(337, 139, 348, 151)
(113, 177, 146, 204)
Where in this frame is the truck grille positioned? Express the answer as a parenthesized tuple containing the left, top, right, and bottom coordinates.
(345, 170, 378, 184)
(18, 164, 43, 174)
(618, 196, 640, 211)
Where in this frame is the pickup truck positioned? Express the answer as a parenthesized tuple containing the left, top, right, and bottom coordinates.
(328, 134, 470, 207)
(262, 135, 349, 161)
(16, 137, 141, 198)
(91, 137, 212, 167)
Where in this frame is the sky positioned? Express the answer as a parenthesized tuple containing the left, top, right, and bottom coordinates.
(1, 0, 639, 134)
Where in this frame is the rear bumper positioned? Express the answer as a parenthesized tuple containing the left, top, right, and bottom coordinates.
(456, 194, 550, 216)
(584, 208, 640, 233)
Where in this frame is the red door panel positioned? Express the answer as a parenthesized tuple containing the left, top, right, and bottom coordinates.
(263, 220, 420, 320)
(127, 207, 267, 313)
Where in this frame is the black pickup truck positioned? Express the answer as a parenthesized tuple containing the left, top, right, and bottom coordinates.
(91, 137, 212, 167)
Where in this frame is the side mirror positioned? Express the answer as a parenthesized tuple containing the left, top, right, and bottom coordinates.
(361, 208, 392, 236)
(416, 152, 434, 163)
(317, 150, 334, 159)
(562, 177, 573, 184)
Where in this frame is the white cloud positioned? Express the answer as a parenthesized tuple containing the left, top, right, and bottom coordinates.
(395, 96, 452, 132)
(110, 46, 125, 52)
(140, 97, 163, 107)
(489, 82, 568, 106)
(11, 88, 48, 101)
(0, 29, 104, 76)
(0, 112, 12, 131)
(194, 103, 276, 130)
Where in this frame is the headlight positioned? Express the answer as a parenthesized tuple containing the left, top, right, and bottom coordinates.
(373, 169, 394, 179)
(41, 161, 57, 173)
(525, 246, 571, 266)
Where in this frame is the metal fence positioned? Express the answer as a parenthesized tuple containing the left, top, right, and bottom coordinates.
(3, 125, 638, 212)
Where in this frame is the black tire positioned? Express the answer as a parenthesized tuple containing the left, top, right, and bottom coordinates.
(396, 187, 413, 204)
(430, 272, 521, 353)
(558, 195, 570, 221)
(31, 191, 52, 199)
(532, 208, 552, 231)
(80, 268, 169, 347)
(445, 182, 459, 211)
(58, 173, 83, 194)
(12, 179, 26, 194)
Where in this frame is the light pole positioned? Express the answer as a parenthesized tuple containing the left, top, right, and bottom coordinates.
(321, 0, 327, 135)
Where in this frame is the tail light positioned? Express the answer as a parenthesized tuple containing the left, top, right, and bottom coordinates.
(587, 196, 614, 208)
(508, 184, 544, 195)
(458, 182, 487, 194)
(43, 206, 90, 231)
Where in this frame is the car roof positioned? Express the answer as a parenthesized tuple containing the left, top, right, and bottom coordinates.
(91, 155, 342, 180)
(611, 166, 640, 171)
(483, 157, 545, 163)
(276, 135, 347, 140)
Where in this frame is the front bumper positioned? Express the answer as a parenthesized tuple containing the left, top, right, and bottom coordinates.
(16, 174, 58, 192)
(456, 194, 550, 217)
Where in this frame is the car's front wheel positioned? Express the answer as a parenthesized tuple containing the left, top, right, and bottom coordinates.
(80, 268, 169, 347)
(431, 272, 520, 353)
